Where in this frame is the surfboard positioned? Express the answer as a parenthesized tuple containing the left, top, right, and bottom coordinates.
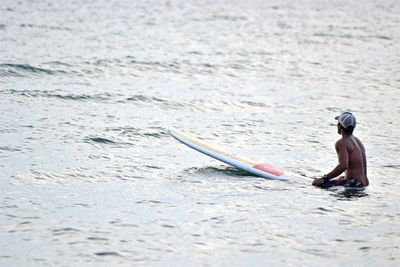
(169, 128, 312, 184)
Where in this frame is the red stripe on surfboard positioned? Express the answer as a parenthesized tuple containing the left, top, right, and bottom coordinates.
(253, 163, 284, 176)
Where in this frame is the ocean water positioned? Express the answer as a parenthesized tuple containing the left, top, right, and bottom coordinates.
(1, 0, 399, 266)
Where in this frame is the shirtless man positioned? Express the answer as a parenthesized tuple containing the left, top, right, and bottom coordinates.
(312, 112, 369, 188)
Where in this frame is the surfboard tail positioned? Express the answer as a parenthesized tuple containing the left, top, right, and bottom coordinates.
(253, 163, 284, 176)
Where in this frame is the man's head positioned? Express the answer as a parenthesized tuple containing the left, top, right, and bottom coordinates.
(335, 112, 356, 135)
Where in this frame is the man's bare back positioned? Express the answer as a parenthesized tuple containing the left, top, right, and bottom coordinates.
(312, 112, 369, 188)
(336, 135, 368, 185)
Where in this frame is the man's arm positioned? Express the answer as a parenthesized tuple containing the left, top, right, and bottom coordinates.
(325, 140, 349, 179)
(312, 140, 348, 186)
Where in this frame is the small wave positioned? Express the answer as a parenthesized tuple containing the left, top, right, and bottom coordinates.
(313, 33, 392, 41)
(161, 224, 175, 228)
(122, 94, 192, 110)
(191, 15, 247, 22)
(316, 207, 332, 213)
(105, 126, 168, 139)
(0, 24, 5, 30)
(0, 63, 64, 77)
(71, 203, 90, 208)
(144, 165, 163, 170)
(211, 15, 247, 21)
(87, 237, 108, 241)
(1, 89, 113, 101)
(0, 146, 22, 152)
(382, 164, 400, 169)
(50, 92, 113, 101)
(86, 137, 115, 144)
(95, 252, 122, 257)
(52, 227, 81, 236)
(143, 130, 168, 138)
(135, 200, 164, 204)
(20, 23, 73, 31)
(374, 35, 391, 40)
(126, 94, 166, 103)
(18, 221, 32, 225)
(124, 57, 223, 75)
(46, 61, 74, 67)
(107, 126, 140, 133)
(128, 58, 178, 69)
(241, 100, 269, 108)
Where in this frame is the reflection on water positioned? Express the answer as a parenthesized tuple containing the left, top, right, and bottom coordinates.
(186, 165, 255, 178)
(331, 188, 370, 201)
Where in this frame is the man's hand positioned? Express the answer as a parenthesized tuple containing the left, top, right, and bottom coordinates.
(312, 177, 325, 187)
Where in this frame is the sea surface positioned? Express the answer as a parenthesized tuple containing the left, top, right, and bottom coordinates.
(1, 0, 399, 266)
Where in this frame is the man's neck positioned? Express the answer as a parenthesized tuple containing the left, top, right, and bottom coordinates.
(342, 132, 352, 138)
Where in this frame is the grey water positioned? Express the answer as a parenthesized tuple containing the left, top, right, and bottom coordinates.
(1, 0, 399, 266)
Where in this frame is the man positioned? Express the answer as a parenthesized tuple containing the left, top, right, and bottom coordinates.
(312, 112, 369, 188)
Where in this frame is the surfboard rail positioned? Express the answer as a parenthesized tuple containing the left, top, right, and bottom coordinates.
(169, 128, 312, 181)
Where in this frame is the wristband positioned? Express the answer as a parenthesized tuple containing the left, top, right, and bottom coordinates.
(323, 174, 330, 185)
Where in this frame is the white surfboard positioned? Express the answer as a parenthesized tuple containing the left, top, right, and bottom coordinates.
(169, 128, 312, 184)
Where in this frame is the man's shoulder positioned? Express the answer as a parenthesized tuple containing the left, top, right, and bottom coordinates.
(335, 138, 346, 145)
(352, 135, 366, 149)
(335, 138, 346, 150)
(353, 135, 363, 144)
